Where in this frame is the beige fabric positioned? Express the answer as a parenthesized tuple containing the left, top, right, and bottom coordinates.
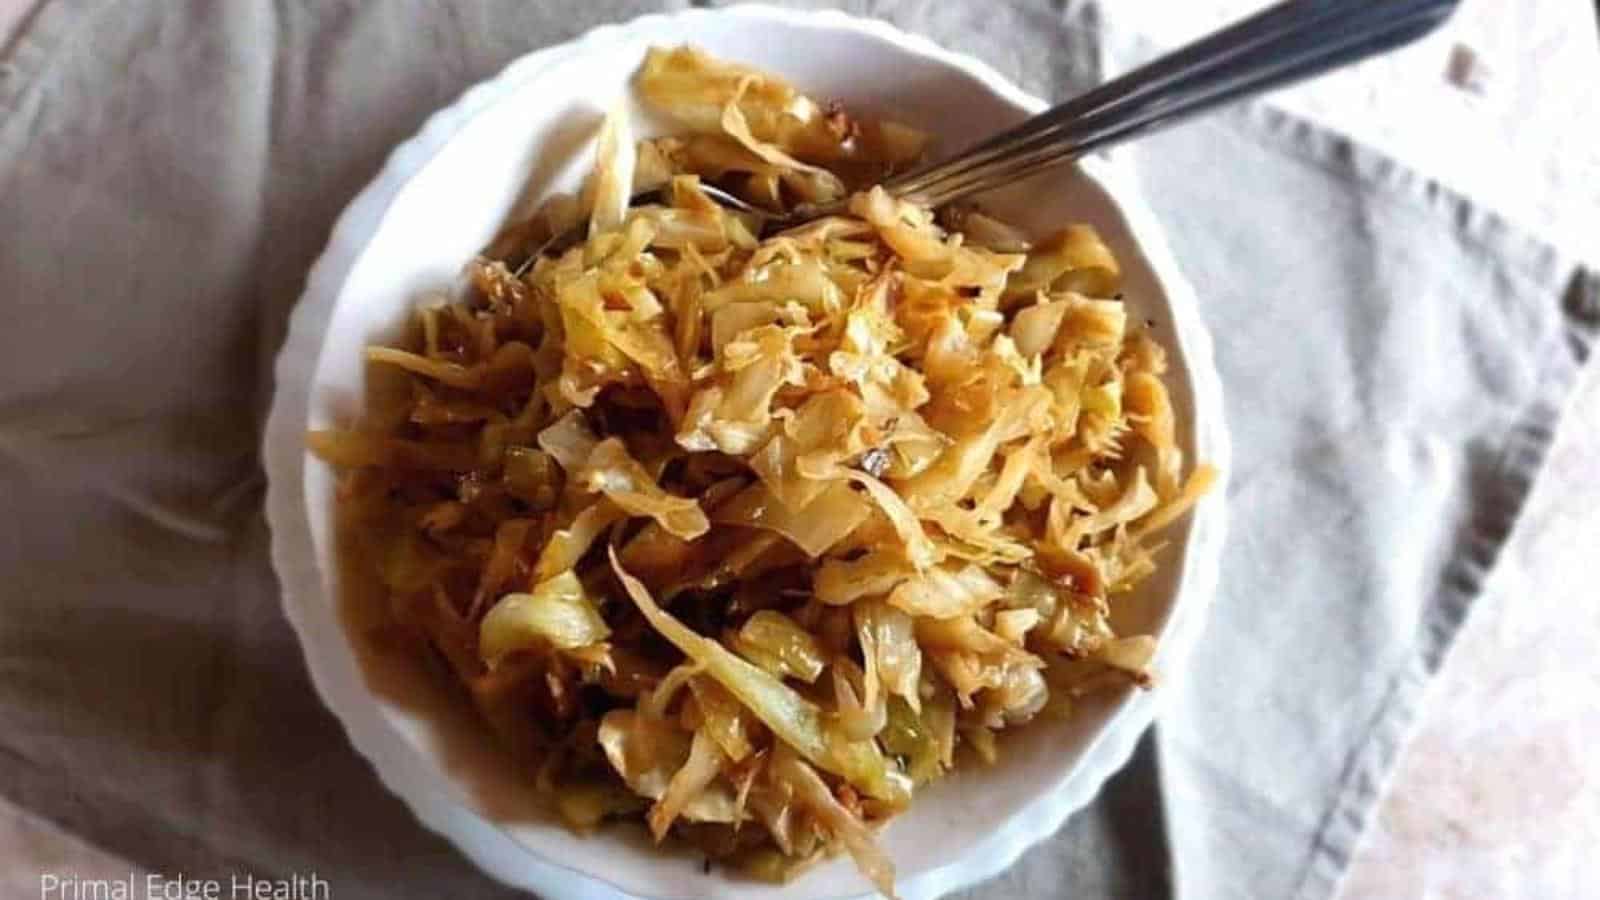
(0, 3, 1593, 899)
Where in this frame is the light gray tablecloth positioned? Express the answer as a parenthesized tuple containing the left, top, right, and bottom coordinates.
(1, 2, 1594, 899)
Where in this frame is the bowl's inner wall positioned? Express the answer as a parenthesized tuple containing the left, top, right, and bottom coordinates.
(303, 18, 1200, 900)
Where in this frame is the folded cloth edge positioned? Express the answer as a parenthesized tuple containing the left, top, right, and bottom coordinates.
(1208, 98, 1600, 900)
(1091, 19, 1600, 898)
(1292, 263, 1596, 900)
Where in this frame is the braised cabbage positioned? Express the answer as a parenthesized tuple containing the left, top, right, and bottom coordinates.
(310, 44, 1213, 898)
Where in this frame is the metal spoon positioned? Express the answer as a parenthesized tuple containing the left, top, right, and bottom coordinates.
(534, 0, 1457, 258)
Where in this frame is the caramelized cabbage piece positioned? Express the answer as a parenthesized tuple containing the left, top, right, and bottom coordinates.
(886, 565, 1004, 618)
(688, 676, 760, 762)
(611, 550, 905, 805)
(713, 480, 871, 558)
(598, 710, 739, 826)
(772, 747, 898, 899)
(814, 551, 914, 607)
(648, 728, 728, 839)
(537, 410, 600, 472)
(1001, 225, 1121, 303)
(578, 438, 710, 540)
(533, 501, 626, 584)
(880, 696, 940, 784)
(311, 44, 1214, 898)
(856, 601, 923, 713)
(733, 610, 826, 683)
(591, 102, 637, 236)
(503, 446, 562, 510)
(479, 571, 611, 669)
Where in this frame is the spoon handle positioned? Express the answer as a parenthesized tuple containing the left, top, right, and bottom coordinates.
(888, 0, 1458, 208)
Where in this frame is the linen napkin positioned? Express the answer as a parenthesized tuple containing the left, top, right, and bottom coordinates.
(0, 2, 1593, 899)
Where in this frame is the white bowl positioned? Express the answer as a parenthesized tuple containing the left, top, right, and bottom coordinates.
(262, 6, 1230, 899)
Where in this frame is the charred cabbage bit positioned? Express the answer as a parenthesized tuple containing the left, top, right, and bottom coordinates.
(308, 43, 1213, 898)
